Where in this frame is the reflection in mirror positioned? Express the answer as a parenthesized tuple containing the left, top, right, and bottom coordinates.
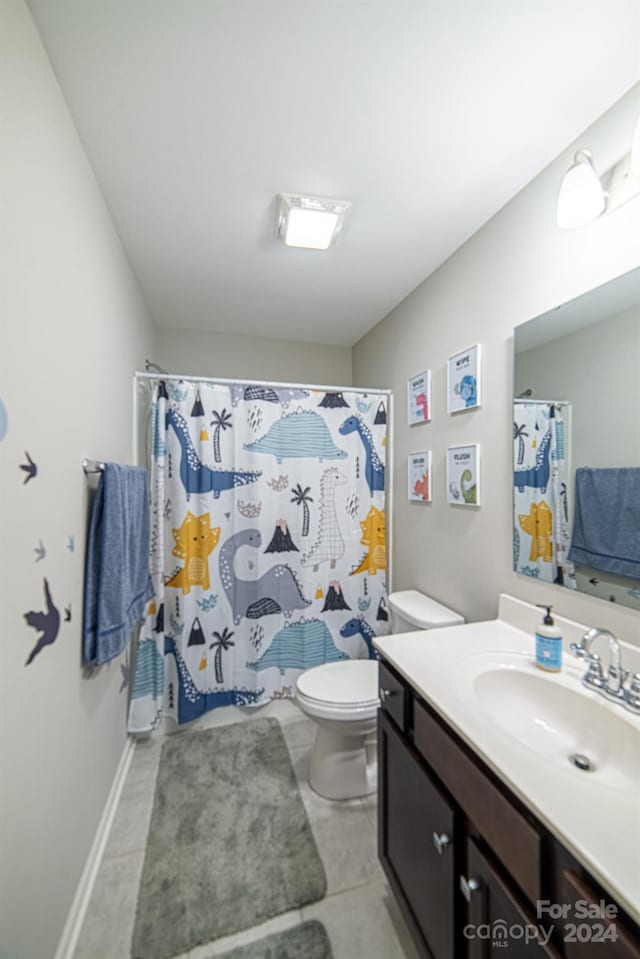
(513, 266, 640, 612)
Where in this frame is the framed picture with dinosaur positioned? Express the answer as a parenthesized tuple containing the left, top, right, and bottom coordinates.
(447, 444, 480, 506)
(447, 344, 482, 413)
(407, 369, 431, 425)
(408, 451, 432, 502)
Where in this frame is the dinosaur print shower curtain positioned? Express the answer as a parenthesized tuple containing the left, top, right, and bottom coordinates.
(128, 380, 389, 732)
(512, 401, 575, 588)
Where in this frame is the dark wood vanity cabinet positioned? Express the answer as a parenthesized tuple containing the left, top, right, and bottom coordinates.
(377, 658, 640, 959)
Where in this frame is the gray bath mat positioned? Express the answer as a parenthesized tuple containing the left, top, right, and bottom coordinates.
(132, 718, 327, 959)
(215, 920, 334, 959)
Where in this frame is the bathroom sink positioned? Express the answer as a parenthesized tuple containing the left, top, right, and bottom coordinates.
(458, 653, 640, 791)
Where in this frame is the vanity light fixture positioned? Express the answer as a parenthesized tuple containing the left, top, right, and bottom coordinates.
(275, 193, 351, 250)
(556, 111, 640, 229)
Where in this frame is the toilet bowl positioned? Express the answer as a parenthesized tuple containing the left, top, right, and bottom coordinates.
(296, 660, 379, 800)
(295, 590, 464, 800)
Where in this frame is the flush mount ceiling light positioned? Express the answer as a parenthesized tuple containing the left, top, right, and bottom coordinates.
(275, 193, 351, 250)
(557, 111, 640, 229)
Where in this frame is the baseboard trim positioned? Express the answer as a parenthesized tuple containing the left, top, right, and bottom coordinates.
(53, 736, 136, 959)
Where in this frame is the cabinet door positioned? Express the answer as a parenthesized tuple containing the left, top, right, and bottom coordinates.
(557, 870, 640, 959)
(464, 838, 559, 959)
(379, 710, 455, 959)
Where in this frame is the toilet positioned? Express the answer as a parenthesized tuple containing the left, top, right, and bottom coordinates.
(295, 590, 464, 800)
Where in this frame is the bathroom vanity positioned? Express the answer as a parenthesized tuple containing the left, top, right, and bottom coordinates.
(374, 596, 640, 959)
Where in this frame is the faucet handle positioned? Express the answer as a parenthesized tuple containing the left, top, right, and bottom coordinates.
(584, 654, 605, 689)
(570, 641, 587, 661)
(624, 673, 640, 712)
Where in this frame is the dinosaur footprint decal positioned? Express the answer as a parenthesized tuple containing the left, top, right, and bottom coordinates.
(24, 578, 61, 665)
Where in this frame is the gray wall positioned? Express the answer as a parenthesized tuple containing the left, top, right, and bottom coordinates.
(0, 3, 155, 957)
(155, 327, 353, 386)
(353, 83, 640, 645)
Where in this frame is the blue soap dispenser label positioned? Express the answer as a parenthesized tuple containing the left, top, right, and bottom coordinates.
(535, 603, 562, 672)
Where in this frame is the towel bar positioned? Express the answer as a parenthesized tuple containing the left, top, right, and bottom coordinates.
(82, 458, 105, 475)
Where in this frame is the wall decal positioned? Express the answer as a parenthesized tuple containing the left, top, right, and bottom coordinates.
(119, 651, 130, 692)
(34, 540, 46, 563)
(64, 604, 72, 622)
(67, 535, 75, 553)
(19, 452, 38, 484)
(0, 396, 7, 441)
(24, 578, 61, 666)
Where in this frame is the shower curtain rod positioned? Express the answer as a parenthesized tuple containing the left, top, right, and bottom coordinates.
(513, 399, 570, 406)
(135, 370, 392, 397)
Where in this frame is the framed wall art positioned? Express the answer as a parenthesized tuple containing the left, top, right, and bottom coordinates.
(408, 451, 432, 503)
(447, 344, 482, 414)
(447, 444, 480, 506)
(407, 369, 431, 425)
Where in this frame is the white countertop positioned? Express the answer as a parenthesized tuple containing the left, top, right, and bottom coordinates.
(374, 594, 640, 924)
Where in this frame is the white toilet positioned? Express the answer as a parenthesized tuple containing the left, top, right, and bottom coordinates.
(295, 590, 464, 800)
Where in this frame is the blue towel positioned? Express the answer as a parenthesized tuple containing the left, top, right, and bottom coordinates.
(568, 467, 640, 579)
(83, 464, 154, 666)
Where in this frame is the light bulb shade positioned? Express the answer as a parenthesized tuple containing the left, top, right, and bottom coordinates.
(556, 150, 605, 229)
(630, 113, 640, 178)
(275, 194, 351, 250)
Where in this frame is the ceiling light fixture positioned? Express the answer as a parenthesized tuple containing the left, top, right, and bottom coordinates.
(275, 193, 351, 250)
(556, 112, 640, 229)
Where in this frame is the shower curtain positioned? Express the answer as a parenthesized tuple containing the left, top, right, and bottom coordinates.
(128, 379, 389, 733)
(512, 401, 575, 587)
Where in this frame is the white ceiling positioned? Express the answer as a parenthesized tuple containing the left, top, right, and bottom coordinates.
(28, 1, 640, 347)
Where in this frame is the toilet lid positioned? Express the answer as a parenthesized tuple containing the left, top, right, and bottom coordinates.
(296, 660, 379, 706)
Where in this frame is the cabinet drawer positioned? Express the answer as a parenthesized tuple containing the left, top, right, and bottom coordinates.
(378, 660, 408, 732)
(414, 698, 542, 904)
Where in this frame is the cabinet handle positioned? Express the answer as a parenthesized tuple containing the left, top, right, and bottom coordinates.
(432, 832, 451, 855)
(460, 875, 481, 902)
(379, 689, 394, 702)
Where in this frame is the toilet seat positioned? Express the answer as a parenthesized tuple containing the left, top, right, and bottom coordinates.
(296, 660, 379, 720)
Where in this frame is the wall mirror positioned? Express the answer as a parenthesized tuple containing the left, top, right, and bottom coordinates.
(513, 266, 640, 612)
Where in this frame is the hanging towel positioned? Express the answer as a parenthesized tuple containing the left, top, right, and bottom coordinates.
(568, 467, 640, 579)
(83, 463, 153, 666)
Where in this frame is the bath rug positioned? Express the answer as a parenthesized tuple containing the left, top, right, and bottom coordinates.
(213, 920, 334, 959)
(131, 718, 327, 958)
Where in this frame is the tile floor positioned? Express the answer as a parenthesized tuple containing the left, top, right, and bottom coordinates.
(74, 699, 420, 959)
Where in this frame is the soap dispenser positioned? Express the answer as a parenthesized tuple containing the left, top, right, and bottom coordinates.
(535, 604, 562, 672)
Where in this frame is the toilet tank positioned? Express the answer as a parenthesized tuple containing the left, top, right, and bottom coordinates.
(387, 589, 464, 633)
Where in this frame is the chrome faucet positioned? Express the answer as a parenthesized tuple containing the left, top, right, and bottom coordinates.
(570, 627, 640, 713)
